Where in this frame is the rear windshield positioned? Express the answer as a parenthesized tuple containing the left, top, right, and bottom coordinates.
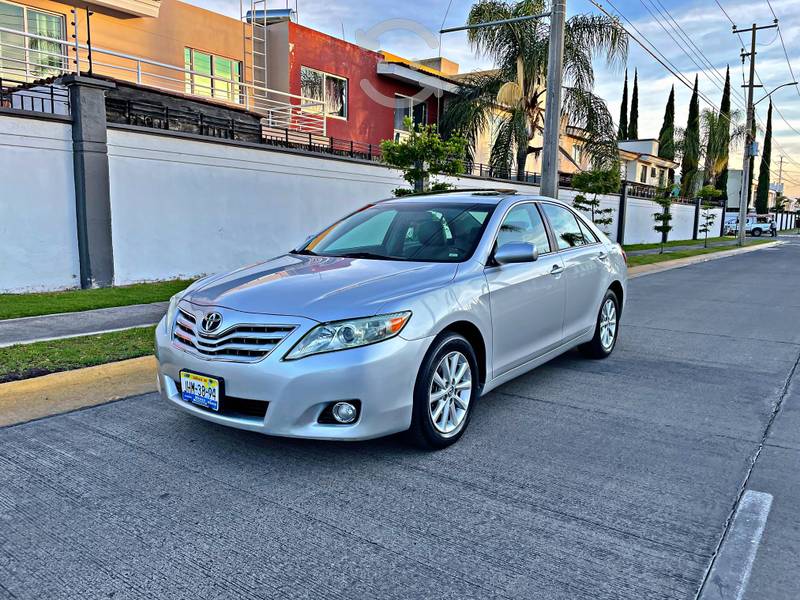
(298, 201, 495, 263)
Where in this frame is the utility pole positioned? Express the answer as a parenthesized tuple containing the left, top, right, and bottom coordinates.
(540, 0, 566, 198)
(733, 21, 777, 246)
(776, 155, 783, 221)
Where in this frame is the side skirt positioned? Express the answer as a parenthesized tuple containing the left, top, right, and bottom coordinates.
(481, 328, 594, 395)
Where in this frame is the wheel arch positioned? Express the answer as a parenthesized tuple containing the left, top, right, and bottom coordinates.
(438, 320, 487, 390)
(609, 280, 624, 315)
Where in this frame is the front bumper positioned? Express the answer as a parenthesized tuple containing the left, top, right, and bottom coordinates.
(155, 316, 431, 441)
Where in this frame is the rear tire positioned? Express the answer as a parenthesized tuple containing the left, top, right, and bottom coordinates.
(408, 333, 479, 450)
(752, 228, 762, 237)
(580, 289, 620, 359)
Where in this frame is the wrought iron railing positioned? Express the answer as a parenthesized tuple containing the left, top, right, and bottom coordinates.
(0, 25, 326, 135)
(463, 163, 540, 183)
(0, 76, 69, 115)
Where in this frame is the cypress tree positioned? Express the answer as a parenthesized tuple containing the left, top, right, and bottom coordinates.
(618, 69, 628, 140)
(658, 86, 675, 160)
(716, 67, 732, 200)
(755, 101, 773, 214)
(628, 69, 639, 139)
(680, 75, 701, 198)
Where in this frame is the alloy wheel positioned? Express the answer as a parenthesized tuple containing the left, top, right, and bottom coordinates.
(599, 298, 617, 350)
(428, 351, 472, 435)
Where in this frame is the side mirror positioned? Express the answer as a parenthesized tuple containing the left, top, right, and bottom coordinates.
(494, 242, 539, 265)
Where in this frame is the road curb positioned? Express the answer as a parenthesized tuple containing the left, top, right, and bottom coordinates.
(628, 241, 780, 279)
(0, 356, 157, 427)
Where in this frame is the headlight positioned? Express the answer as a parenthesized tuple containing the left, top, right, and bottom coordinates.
(164, 292, 182, 334)
(285, 311, 411, 360)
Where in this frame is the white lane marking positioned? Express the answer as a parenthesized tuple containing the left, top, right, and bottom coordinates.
(699, 490, 773, 600)
(0, 324, 155, 348)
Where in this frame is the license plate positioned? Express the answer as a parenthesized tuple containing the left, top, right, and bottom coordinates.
(180, 371, 221, 411)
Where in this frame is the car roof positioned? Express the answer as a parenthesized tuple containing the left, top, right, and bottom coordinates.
(379, 189, 558, 206)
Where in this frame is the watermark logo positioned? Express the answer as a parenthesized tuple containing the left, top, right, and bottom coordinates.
(354, 19, 443, 109)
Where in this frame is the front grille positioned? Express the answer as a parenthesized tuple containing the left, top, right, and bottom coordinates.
(172, 307, 296, 362)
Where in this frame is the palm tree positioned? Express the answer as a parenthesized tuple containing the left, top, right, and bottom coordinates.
(700, 107, 746, 190)
(440, 0, 628, 180)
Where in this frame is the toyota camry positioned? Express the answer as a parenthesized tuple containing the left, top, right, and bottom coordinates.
(155, 190, 627, 448)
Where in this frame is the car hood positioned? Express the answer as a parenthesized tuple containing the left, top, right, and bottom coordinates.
(185, 254, 458, 322)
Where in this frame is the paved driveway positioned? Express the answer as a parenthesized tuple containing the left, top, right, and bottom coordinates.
(2, 240, 799, 599)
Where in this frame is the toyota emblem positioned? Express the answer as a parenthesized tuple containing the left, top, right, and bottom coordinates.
(201, 312, 223, 333)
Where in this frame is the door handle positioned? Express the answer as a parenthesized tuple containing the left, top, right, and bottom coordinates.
(597, 251, 608, 260)
(550, 264, 564, 275)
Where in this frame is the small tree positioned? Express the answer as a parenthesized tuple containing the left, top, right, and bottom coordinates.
(572, 167, 618, 234)
(697, 185, 721, 247)
(380, 117, 468, 196)
(653, 189, 673, 253)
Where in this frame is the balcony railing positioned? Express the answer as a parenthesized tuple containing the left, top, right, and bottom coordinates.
(0, 25, 326, 135)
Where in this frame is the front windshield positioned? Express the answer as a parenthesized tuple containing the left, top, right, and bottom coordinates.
(297, 201, 495, 263)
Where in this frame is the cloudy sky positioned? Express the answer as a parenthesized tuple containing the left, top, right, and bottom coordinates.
(187, 0, 800, 194)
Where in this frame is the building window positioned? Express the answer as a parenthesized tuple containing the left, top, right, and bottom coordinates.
(650, 166, 657, 178)
(0, 1, 65, 82)
(394, 94, 426, 131)
(572, 144, 583, 165)
(640, 165, 648, 184)
(300, 66, 347, 118)
(184, 48, 242, 103)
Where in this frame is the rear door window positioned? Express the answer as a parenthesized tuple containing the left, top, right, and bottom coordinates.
(541, 204, 588, 250)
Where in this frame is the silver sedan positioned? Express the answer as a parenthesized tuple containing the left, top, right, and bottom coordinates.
(155, 190, 627, 448)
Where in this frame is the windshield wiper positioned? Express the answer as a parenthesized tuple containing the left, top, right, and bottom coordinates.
(336, 252, 401, 261)
(292, 249, 318, 256)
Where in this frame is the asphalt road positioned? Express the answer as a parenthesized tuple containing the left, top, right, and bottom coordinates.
(2, 239, 799, 600)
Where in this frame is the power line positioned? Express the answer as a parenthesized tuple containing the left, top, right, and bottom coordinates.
(637, 0, 729, 98)
(764, 0, 800, 101)
(591, 0, 739, 114)
(590, 0, 696, 91)
(650, 0, 731, 89)
(713, 0, 800, 179)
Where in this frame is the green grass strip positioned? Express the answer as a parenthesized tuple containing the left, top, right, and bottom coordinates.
(0, 280, 193, 321)
(622, 236, 737, 252)
(0, 326, 156, 383)
(627, 239, 773, 267)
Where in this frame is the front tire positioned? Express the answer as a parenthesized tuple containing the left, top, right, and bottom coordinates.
(409, 333, 479, 450)
(752, 228, 762, 237)
(580, 289, 620, 359)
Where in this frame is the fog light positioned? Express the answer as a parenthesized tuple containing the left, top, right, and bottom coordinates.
(331, 401, 357, 424)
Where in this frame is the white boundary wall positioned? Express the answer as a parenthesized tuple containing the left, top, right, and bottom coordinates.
(0, 115, 80, 292)
(0, 118, 773, 292)
(106, 129, 543, 285)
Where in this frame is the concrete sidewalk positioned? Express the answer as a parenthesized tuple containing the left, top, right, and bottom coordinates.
(0, 302, 167, 347)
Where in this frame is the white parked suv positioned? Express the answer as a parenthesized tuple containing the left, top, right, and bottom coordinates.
(726, 215, 776, 237)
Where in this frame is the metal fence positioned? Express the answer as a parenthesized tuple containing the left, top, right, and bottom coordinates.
(0, 25, 326, 135)
(0, 76, 69, 115)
